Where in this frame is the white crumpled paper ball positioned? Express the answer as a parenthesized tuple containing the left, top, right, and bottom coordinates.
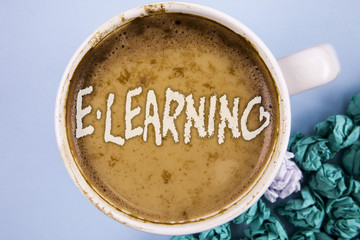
(264, 152, 303, 203)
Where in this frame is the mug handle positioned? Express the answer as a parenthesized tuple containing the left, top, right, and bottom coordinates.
(277, 44, 340, 96)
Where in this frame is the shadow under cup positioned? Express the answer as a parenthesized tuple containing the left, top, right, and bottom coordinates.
(55, 2, 290, 235)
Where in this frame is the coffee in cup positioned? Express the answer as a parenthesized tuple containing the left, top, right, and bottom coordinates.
(64, 12, 280, 223)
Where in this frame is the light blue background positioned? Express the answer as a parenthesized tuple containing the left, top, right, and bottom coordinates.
(1, 0, 359, 239)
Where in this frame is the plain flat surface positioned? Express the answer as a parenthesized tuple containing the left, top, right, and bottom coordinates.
(1, 0, 359, 239)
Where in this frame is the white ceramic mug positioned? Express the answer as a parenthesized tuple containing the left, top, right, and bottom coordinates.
(55, 2, 340, 235)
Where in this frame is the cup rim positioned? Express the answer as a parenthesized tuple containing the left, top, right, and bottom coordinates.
(55, 1, 291, 235)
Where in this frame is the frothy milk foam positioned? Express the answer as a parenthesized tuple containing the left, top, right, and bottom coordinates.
(66, 13, 279, 222)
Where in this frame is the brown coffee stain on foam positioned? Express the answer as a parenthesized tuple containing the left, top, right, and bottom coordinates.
(144, 3, 166, 15)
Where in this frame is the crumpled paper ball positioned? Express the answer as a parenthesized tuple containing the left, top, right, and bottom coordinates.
(326, 196, 360, 220)
(347, 92, 360, 124)
(324, 196, 360, 239)
(198, 222, 231, 240)
(264, 152, 303, 203)
(288, 133, 335, 172)
(277, 186, 324, 229)
(244, 216, 288, 240)
(342, 140, 360, 178)
(232, 199, 270, 230)
(308, 163, 347, 199)
(315, 115, 360, 152)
